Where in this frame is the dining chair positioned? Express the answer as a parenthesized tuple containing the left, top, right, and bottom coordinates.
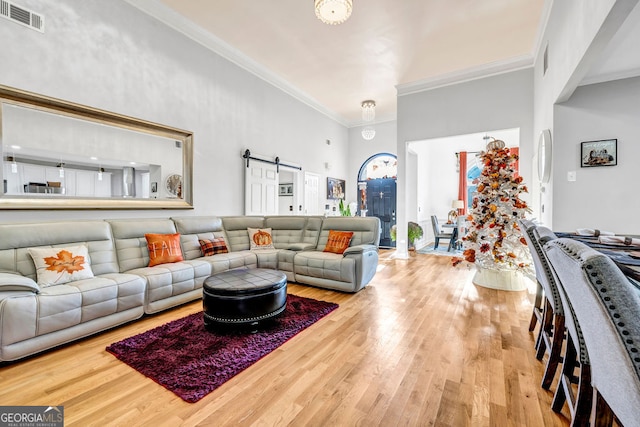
(430, 215, 453, 250)
(543, 239, 593, 426)
(545, 238, 640, 427)
(518, 220, 564, 390)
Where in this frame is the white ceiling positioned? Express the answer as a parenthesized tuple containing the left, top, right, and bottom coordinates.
(127, 0, 639, 127)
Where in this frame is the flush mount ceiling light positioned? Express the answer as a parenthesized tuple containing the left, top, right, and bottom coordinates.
(315, 0, 352, 25)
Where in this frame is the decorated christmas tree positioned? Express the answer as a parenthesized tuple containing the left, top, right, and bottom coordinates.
(453, 139, 532, 277)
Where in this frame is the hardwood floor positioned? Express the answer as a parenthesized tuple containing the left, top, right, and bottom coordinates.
(0, 251, 570, 426)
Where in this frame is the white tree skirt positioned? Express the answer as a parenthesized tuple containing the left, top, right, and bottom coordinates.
(472, 267, 529, 291)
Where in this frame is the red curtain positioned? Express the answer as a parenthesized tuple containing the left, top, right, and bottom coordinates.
(511, 147, 520, 178)
(458, 151, 467, 215)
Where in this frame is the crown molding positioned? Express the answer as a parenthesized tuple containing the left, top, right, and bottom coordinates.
(532, 0, 554, 63)
(123, 0, 350, 127)
(396, 54, 534, 96)
(579, 67, 640, 87)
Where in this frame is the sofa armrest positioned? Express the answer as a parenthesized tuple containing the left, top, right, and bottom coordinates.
(286, 243, 317, 251)
(0, 272, 40, 293)
(343, 244, 378, 256)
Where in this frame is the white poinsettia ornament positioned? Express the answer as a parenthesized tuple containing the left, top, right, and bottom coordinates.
(453, 139, 532, 275)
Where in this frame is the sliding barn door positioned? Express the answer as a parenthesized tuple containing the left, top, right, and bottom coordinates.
(245, 160, 279, 215)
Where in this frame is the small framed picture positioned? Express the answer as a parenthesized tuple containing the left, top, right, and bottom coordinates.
(151, 182, 158, 193)
(279, 183, 293, 196)
(581, 139, 617, 167)
(327, 177, 345, 200)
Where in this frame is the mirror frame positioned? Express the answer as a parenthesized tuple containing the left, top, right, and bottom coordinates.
(0, 84, 193, 210)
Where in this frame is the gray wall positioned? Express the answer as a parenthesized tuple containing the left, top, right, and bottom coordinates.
(533, 0, 638, 226)
(553, 76, 640, 233)
(395, 68, 534, 256)
(347, 120, 397, 202)
(0, 0, 348, 222)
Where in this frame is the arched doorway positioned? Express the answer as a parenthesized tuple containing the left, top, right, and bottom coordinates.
(357, 153, 397, 248)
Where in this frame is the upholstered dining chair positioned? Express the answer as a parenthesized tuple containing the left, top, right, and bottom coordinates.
(543, 239, 593, 427)
(430, 215, 453, 250)
(545, 238, 640, 427)
(518, 220, 564, 390)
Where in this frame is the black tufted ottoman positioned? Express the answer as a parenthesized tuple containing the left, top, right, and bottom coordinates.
(203, 268, 287, 331)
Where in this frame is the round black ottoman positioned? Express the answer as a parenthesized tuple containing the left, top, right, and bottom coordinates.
(203, 268, 287, 331)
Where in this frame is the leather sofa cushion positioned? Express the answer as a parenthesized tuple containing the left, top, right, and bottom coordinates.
(0, 273, 145, 346)
(294, 251, 355, 284)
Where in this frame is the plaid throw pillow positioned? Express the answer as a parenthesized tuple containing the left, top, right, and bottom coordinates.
(323, 230, 354, 254)
(199, 238, 228, 256)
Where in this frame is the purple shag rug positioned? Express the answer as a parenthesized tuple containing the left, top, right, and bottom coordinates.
(106, 294, 338, 403)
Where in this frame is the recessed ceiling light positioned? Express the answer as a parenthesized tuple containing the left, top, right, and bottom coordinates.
(10, 145, 21, 149)
(90, 156, 98, 160)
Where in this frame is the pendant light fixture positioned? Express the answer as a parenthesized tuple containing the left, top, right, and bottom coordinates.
(361, 100, 376, 140)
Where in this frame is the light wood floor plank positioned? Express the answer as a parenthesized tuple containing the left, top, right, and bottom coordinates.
(0, 250, 570, 426)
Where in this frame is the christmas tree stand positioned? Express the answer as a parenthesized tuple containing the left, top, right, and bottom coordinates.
(472, 267, 528, 291)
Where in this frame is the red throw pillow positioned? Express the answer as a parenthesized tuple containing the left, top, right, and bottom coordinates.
(324, 230, 354, 254)
(199, 237, 228, 256)
(145, 233, 184, 267)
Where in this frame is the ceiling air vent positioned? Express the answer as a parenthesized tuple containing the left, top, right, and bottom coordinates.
(0, 0, 44, 33)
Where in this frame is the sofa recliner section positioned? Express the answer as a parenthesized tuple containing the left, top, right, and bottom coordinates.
(0, 220, 146, 362)
(0, 214, 380, 361)
(108, 218, 213, 314)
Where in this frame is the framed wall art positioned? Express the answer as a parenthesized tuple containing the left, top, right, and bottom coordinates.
(279, 183, 293, 196)
(327, 177, 345, 200)
(581, 139, 617, 167)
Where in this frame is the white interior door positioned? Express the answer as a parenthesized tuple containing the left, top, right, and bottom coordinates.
(304, 171, 320, 215)
(245, 160, 279, 215)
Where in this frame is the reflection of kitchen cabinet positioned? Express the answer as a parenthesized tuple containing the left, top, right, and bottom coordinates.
(22, 164, 46, 185)
(3, 162, 22, 193)
(70, 170, 111, 197)
(75, 171, 95, 197)
(3, 162, 111, 197)
(45, 167, 64, 184)
(95, 173, 111, 197)
(64, 170, 76, 196)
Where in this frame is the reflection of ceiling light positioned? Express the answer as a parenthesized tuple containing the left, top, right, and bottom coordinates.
(8, 156, 18, 173)
(361, 127, 376, 140)
(315, 0, 352, 25)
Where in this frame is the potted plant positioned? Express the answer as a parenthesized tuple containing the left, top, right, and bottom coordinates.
(338, 199, 352, 216)
(390, 222, 424, 250)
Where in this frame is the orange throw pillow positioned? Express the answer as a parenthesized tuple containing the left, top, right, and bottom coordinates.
(324, 230, 354, 254)
(145, 233, 184, 267)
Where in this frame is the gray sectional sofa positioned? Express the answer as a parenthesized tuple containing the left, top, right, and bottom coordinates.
(0, 215, 380, 361)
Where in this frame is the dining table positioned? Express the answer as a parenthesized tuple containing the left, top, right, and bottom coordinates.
(554, 232, 640, 291)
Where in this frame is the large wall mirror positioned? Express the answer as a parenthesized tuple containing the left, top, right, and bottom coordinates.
(0, 85, 193, 209)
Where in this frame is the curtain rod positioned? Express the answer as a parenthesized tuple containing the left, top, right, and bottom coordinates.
(242, 149, 302, 172)
(455, 151, 482, 156)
